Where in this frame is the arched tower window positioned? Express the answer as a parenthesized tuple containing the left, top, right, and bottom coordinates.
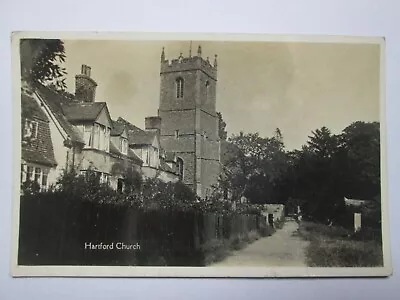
(176, 77, 184, 98)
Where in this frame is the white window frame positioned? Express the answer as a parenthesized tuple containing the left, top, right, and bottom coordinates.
(83, 124, 93, 148)
(121, 138, 128, 155)
(23, 119, 38, 141)
(21, 163, 49, 191)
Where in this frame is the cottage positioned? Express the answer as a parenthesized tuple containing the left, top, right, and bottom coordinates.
(20, 64, 180, 192)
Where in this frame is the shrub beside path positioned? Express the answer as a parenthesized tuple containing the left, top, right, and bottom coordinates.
(211, 220, 309, 267)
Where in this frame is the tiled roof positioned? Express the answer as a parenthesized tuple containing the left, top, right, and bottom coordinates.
(159, 160, 175, 174)
(110, 120, 125, 136)
(129, 130, 156, 146)
(128, 149, 144, 165)
(109, 140, 143, 166)
(61, 102, 106, 122)
(116, 117, 144, 133)
(21, 93, 57, 167)
(22, 148, 57, 167)
(165, 151, 176, 162)
(35, 84, 84, 144)
(115, 117, 156, 146)
(21, 93, 48, 121)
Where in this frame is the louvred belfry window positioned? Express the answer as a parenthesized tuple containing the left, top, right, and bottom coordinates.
(176, 77, 184, 98)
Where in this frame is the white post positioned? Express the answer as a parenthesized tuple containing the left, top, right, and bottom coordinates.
(354, 213, 362, 232)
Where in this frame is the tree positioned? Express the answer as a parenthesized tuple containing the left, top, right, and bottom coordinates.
(307, 126, 338, 159)
(220, 131, 289, 204)
(340, 121, 380, 200)
(217, 112, 228, 140)
(20, 39, 67, 90)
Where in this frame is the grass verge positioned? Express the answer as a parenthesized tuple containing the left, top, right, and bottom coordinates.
(297, 221, 383, 267)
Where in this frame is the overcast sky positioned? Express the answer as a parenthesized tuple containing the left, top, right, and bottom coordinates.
(63, 40, 380, 150)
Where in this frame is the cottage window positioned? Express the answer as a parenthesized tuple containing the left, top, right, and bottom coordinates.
(41, 170, 48, 190)
(147, 148, 151, 166)
(34, 167, 41, 184)
(93, 124, 100, 149)
(84, 125, 92, 147)
(176, 78, 184, 98)
(20, 164, 25, 182)
(20, 164, 49, 191)
(121, 138, 128, 154)
(117, 178, 124, 193)
(100, 126, 105, 151)
(23, 119, 38, 141)
(100, 173, 109, 185)
(27, 166, 33, 181)
(105, 127, 110, 152)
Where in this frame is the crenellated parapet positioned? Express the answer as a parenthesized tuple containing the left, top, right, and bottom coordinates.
(160, 46, 218, 81)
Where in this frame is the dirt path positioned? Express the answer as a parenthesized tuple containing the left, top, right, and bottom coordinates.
(211, 220, 309, 267)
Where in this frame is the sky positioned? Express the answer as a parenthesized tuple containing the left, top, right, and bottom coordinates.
(63, 39, 381, 150)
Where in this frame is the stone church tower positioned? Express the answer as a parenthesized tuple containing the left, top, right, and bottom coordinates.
(158, 46, 221, 197)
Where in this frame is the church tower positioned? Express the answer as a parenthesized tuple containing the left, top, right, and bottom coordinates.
(158, 46, 221, 197)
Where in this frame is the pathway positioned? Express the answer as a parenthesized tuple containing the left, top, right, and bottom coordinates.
(211, 220, 309, 267)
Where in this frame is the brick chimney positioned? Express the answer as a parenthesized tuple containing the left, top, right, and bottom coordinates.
(75, 64, 97, 102)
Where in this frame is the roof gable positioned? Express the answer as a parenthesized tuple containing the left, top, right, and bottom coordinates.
(34, 84, 84, 144)
(95, 105, 112, 128)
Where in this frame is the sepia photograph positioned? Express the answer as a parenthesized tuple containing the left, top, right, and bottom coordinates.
(11, 33, 390, 277)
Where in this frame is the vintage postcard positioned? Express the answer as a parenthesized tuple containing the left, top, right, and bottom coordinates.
(11, 32, 391, 277)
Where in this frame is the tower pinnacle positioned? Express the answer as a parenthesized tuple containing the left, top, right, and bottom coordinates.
(213, 54, 218, 69)
(161, 47, 165, 62)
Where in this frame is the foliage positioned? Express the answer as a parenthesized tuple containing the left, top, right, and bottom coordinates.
(219, 130, 289, 205)
(219, 121, 380, 225)
(21, 180, 41, 196)
(20, 39, 67, 90)
(217, 112, 228, 140)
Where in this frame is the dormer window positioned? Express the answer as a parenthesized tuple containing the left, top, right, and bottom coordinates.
(23, 119, 38, 141)
(176, 77, 184, 98)
(121, 138, 128, 155)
